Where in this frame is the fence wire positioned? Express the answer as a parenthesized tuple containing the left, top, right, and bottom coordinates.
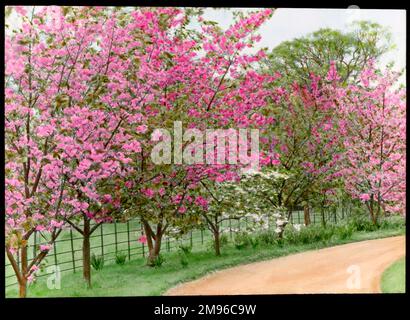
(5, 206, 351, 288)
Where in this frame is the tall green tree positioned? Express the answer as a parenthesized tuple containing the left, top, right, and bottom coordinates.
(259, 21, 393, 225)
(263, 21, 393, 86)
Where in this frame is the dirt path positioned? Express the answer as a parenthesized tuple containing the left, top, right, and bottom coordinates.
(166, 236, 405, 295)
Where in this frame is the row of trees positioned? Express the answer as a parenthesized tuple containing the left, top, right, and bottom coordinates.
(5, 6, 406, 297)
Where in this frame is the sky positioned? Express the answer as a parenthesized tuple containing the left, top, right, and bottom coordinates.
(197, 8, 406, 71)
(6, 7, 406, 70)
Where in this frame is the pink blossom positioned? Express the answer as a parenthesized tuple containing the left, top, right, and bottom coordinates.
(36, 125, 54, 138)
(271, 159, 280, 165)
(6, 218, 15, 228)
(326, 61, 340, 81)
(30, 265, 40, 273)
(141, 188, 155, 199)
(50, 220, 64, 228)
(122, 141, 142, 153)
(40, 244, 52, 252)
(195, 196, 208, 209)
(359, 194, 371, 202)
(27, 274, 35, 283)
(151, 129, 163, 141)
(279, 144, 288, 153)
(35, 225, 46, 231)
(136, 125, 148, 133)
(14, 6, 27, 15)
(138, 235, 147, 244)
(125, 181, 134, 188)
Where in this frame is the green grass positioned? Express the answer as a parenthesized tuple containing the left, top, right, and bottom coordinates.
(381, 257, 406, 293)
(5, 218, 246, 288)
(5, 220, 144, 287)
(4, 209, 346, 288)
(5, 210, 321, 288)
(5, 227, 404, 298)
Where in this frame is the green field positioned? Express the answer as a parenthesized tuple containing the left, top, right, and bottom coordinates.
(381, 257, 406, 293)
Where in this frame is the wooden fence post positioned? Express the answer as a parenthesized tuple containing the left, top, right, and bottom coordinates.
(114, 221, 118, 253)
(141, 221, 145, 257)
(100, 223, 104, 256)
(33, 231, 37, 260)
(53, 241, 58, 267)
(17, 249, 19, 270)
(70, 229, 76, 273)
(127, 221, 131, 260)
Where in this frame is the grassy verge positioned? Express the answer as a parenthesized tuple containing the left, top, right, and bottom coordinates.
(381, 257, 406, 293)
(6, 227, 404, 298)
(5, 217, 245, 287)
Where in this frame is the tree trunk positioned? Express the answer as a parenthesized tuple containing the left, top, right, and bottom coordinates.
(19, 246, 28, 298)
(366, 195, 377, 225)
(371, 215, 376, 225)
(370, 210, 378, 225)
(321, 208, 326, 227)
(278, 210, 292, 239)
(142, 219, 164, 266)
(369, 198, 378, 225)
(213, 229, 221, 256)
(147, 233, 162, 266)
(19, 278, 27, 298)
(376, 192, 382, 219)
(304, 204, 311, 226)
(83, 217, 91, 288)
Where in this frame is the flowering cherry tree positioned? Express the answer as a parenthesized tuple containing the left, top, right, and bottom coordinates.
(5, 6, 75, 297)
(260, 65, 345, 224)
(338, 63, 406, 223)
(5, 6, 148, 290)
(113, 8, 276, 265)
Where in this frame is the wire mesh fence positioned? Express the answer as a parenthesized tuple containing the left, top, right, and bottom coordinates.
(5, 205, 352, 288)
